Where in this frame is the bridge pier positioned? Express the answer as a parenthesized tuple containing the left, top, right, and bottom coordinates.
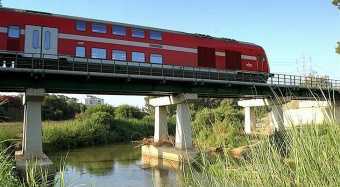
(154, 106, 168, 143)
(268, 100, 285, 131)
(142, 94, 197, 162)
(238, 98, 286, 134)
(175, 103, 193, 149)
(244, 106, 256, 134)
(15, 89, 53, 177)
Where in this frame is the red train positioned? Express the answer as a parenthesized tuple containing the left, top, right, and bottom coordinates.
(0, 7, 270, 80)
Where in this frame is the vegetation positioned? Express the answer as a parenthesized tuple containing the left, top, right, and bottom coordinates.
(186, 124, 340, 186)
(42, 95, 86, 121)
(192, 100, 248, 149)
(0, 146, 20, 186)
(0, 95, 86, 122)
(333, 0, 340, 8)
(0, 104, 155, 152)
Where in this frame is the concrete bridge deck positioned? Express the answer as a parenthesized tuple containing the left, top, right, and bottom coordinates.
(0, 54, 339, 99)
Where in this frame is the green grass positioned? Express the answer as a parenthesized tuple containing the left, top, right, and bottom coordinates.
(185, 123, 340, 186)
(0, 146, 21, 186)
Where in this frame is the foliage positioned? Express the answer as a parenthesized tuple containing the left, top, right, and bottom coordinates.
(43, 107, 153, 151)
(192, 99, 247, 149)
(114, 104, 146, 120)
(0, 146, 20, 186)
(337, 42, 340, 54)
(185, 124, 340, 186)
(42, 95, 86, 121)
(81, 104, 115, 118)
(333, 0, 340, 8)
(0, 96, 22, 122)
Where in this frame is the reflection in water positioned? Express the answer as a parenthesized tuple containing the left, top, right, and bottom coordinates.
(49, 144, 183, 187)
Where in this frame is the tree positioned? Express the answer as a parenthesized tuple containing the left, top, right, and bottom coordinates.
(42, 95, 85, 121)
(334, 0, 340, 53)
(333, 0, 340, 8)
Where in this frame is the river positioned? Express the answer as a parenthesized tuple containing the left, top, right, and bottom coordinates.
(49, 144, 184, 187)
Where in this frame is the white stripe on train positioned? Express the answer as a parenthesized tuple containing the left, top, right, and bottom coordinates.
(0, 26, 257, 61)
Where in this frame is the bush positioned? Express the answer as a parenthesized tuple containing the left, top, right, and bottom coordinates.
(114, 105, 145, 120)
(81, 104, 115, 118)
(43, 107, 153, 151)
(193, 100, 246, 149)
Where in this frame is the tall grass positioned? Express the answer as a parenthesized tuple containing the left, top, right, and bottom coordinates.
(186, 123, 340, 186)
(0, 146, 20, 186)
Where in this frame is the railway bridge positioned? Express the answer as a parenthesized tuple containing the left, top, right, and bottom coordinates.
(1, 54, 340, 169)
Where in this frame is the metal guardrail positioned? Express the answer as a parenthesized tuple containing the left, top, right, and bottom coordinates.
(0, 51, 340, 90)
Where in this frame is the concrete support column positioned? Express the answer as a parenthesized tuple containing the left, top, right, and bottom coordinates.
(16, 89, 54, 178)
(269, 101, 285, 131)
(244, 106, 256, 134)
(154, 106, 168, 142)
(175, 103, 192, 149)
(21, 88, 45, 159)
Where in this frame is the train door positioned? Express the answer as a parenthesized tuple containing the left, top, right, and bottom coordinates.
(197, 47, 216, 68)
(24, 25, 58, 59)
(225, 50, 241, 70)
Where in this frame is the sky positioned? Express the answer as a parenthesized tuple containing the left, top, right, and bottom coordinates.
(2, 0, 340, 107)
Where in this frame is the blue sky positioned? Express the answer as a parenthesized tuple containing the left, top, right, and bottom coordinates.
(2, 0, 340, 107)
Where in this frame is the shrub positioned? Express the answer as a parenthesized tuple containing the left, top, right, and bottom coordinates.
(83, 104, 115, 117)
(192, 100, 246, 149)
(114, 105, 145, 120)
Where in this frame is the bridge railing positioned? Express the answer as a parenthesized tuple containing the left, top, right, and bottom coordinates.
(0, 51, 339, 90)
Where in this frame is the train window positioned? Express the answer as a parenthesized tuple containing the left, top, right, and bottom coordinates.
(132, 52, 145, 62)
(150, 54, 163, 64)
(76, 47, 86, 57)
(32, 30, 40, 49)
(8, 26, 20, 38)
(92, 23, 107, 33)
(112, 50, 126, 61)
(76, 21, 86, 31)
(44, 31, 51, 50)
(112, 25, 126, 36)
(91, 48, 106, 59)
(132, 28, 144, 38)
(150, 31, 162, 40)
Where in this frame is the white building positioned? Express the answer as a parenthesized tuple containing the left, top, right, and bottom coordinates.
(84, 95, 104, 106)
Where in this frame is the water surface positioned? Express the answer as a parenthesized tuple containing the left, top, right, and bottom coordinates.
(49, 144, 183, 187)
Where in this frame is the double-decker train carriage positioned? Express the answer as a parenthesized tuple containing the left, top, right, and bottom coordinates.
(0, 7, 270, 82)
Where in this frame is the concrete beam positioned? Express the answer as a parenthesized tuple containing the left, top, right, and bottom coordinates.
(175, 103, 193, 149)
(238, 99, 266, 107)
(154, 106, 168, 142)
(149, 94, 198, 107)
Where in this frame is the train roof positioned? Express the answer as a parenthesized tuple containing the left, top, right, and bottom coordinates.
(0, 7, 262, 49)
